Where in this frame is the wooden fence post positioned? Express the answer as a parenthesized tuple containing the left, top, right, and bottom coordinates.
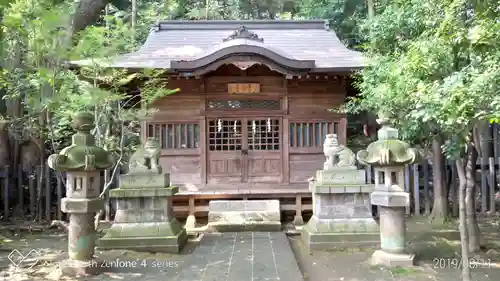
(494, 124, 500, 214)
(37, 165, 43, 222)
(29, 170, 36, 217)
(489, 157, 496, 214)
(481, 156, 488, 214)
(422, 160, 431, 215)
(2, 166, 9, 220)
(17, 165, 23, 218)
(450, 161, 459, 217)
(412, 164, 420, 216)
(45, 164, 51, 221)
(404, 165, 411, 215)
(57, 174, 63, 221)
(104, 168, 111, 221)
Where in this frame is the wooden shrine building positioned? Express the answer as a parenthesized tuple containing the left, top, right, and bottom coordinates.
(74, 20, 365, 217)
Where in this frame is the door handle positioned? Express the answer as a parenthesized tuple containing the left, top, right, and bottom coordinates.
(241, 149, 248, 155)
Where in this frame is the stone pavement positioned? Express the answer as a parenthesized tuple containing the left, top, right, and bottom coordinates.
(173, 232, 303, 281)
(0, 231, 304, 281)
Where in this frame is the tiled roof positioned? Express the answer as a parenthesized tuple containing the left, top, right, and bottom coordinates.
(72, 20, 365, 72)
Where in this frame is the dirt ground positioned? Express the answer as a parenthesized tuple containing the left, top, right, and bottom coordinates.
(0, 217, 499, 281)
(0, 229, 196, 281)
(291, 217, 500, 281)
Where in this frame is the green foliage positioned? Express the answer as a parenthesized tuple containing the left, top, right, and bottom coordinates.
(358, 0, 438, 54)
(108, 0, 131, 11)
(0, 0, 318, 166)
(0, 0, 179, 159)
(182, 0, 290, 20)
(296, 0, 368, 48)
(344, 0, 500, 158)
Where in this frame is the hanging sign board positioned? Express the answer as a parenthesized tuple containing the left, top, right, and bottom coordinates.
(228, 83, 260, 94)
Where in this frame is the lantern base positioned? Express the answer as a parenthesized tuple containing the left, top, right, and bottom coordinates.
(370, 250, 415, 268)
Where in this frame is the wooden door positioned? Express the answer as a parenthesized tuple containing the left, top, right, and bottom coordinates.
(245, 118, 282, 183)
(207, 118, 246, 184)
(207, 117, 282, 184)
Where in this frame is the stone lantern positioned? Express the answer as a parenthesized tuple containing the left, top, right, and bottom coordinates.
(357, 115, 418, 267)
(47, 111, 114, 275)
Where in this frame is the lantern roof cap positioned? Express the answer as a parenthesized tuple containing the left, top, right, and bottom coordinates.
(47, 111, 114, 172)
(356, 113, 418, 166)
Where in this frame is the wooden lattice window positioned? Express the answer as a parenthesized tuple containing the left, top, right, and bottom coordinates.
(208, 119, 280, 151)
(247, 119, 280, 150)
(207, 99, 281, 110)
(289, 121, 338, 148)
(147, 123, 199, 149)
(208, 119, 243, 151)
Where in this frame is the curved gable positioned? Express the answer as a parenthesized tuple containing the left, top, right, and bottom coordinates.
(170, 26, 315, 74)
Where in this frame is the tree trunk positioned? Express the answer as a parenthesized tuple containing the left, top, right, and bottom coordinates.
(0, 121, 10, 167)
(456, 158, 471, 281)
(465, 142, 481, 253)
(477, 120, 492, 207)
(366, 0, 375, 19)
(131, 0, 137, 40)
(72, 0, 109, 34)
(4, 33, 24, 195)
(429, 136, 448, 223)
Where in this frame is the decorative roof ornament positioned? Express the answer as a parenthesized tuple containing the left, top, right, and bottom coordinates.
(222, 26, 264, 42)
(356, 112, 418, 166)
(232, 61, 259, 70)
(47, 111, 115, 172)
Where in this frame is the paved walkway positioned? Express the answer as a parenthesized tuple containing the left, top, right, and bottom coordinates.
(0, 231, 304, 281)
(173, 232, 303, 281)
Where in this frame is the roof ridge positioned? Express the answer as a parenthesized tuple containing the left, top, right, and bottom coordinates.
(155, 20, 329, 31)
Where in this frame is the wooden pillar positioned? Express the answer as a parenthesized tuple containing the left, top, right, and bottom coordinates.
(199, 78, 207, 185)
(282, 82, 290, 184)
(339, 117, 348, 145)
(140, 120, 147, 141)
(282, 117, 290, 184)
(185, 196, 196, 229)
(293, 194, 304, 225)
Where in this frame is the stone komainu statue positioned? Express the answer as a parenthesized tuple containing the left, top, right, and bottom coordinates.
(323, 134, 356, 170)
(128, 137, 162, 174)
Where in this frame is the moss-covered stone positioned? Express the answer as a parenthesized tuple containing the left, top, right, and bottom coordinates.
(47, 112, 114, 172)
(110, 186, 178, 198)
(97, 220, 187, 253)
(356, 117, 418, 167)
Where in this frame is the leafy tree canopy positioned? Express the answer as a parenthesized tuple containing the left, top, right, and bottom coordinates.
(343, 0, 500, 156)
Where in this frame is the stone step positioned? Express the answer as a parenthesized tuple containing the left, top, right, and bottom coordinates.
(173, 232, 304, 281)
(207, 200, 281, 232)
